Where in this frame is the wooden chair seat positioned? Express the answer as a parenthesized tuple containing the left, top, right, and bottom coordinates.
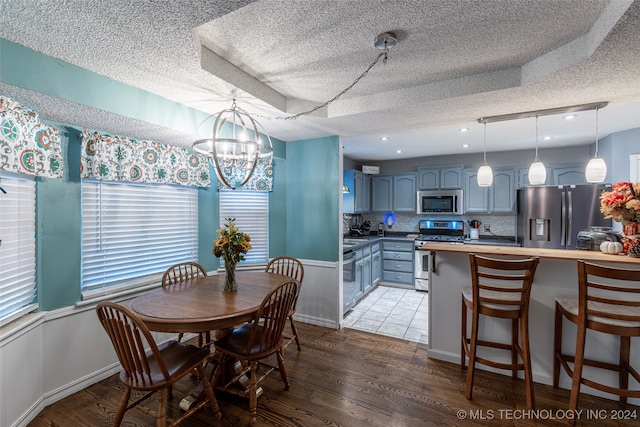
(97, 302, 221, 427)
(212, 279, 300, 426)
(461, 253, 540, 411)
(553, 261, 640, 423)
(555, 295, 640, 329)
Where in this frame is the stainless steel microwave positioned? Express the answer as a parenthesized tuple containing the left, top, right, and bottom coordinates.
(416, 189, 463, 215)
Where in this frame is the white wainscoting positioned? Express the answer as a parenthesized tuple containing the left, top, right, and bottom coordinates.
(0, 258, 339, 427)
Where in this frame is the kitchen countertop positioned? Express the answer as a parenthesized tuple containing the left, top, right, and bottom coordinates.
(420, 241, 640, 265)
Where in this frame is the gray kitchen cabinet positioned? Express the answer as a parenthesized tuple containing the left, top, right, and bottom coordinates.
(371, 175, 393, 211)
(463, 169, 490, 213)
(417, 165, 463, 190)
(464, 168, 515, 213)
(343, 169, 370, 213)
(371, 242, 381, 286)
(362, 244, 372, 294)
(553, 164, 587, 185)
(393, 173, 417, 212)
(355, 248, 364, 302)
(381, 240, 414, 285)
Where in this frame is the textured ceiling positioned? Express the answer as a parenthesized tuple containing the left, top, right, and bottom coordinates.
(1, 0, 640, 162)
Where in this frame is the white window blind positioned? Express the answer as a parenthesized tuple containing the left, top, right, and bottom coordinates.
(0, 175, 37, 326)
(219, 191, 268, 264)
(81, 179, 198, 296)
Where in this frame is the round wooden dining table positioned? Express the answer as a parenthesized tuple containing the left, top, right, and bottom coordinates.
(130, 271, 292, 334)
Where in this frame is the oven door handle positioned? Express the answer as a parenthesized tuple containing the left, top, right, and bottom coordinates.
(430, 251, 436, 273)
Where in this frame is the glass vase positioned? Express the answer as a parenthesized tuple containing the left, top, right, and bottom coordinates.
(224, 262, 238, 292)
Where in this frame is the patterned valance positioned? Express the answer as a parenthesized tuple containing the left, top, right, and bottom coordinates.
(80, 130, 211, 187)
(0, 95, 64, 178)
(215, 157, 273, 191)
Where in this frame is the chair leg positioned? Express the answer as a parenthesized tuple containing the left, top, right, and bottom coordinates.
(276, 347, 290, 390)
(155, 388, 167, 427)
(289, 315, 301, 350)
(553, 304, 563, 388)
(620, 336, 631, 405)
(461, 296, 467, 369)
(511, 318, 518, 379)
(569, 323, 588, 424)
(520, 313, 535, 410)
(113, 387, 131, 427)
(465, 306, 479, 400)
(249, 361, 258, 426)
(196, 364, 222, 420)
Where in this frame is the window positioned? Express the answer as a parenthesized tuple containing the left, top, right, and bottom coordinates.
(219, 190, 268, 264)
(81, 179, 198, 298)
(0, 174, 37, 326)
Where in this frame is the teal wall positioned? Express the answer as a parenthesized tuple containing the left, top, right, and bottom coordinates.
(2, 38, 314, 311)
(285, 136, 340, 262)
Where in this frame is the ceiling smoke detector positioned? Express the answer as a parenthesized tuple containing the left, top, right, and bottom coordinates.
(374, 32, 397, 50)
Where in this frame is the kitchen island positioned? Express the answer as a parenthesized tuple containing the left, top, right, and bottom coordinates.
(422, 242, 640, 405)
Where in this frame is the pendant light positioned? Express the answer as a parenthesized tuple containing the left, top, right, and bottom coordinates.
(585, 107, 607, 183)
(528, 115, 547, 185)
(477, 122, 493, 187)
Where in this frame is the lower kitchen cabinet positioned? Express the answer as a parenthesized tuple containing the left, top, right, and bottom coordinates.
(371, 242, 381, 287)
(381, 240, 414, 285)
(354, 248, 364, 302)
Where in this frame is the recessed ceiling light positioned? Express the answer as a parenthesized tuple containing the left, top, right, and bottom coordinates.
(543, 136, 552, 141)
(563, 114, 577, 120)
(396, 149, 402, 154)
(380, 136, 388, 141)
(459, 127, 469, 132)
(462, 144, 470, 148)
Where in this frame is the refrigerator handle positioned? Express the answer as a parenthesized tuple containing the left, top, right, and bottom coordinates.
(566, 190, 573, 246)
(561, 193, 567, 247)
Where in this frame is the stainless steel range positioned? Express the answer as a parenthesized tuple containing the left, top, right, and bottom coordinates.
(414, 220, 464, 291)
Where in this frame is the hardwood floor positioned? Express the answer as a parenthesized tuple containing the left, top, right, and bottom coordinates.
(28, 322, 638, 426)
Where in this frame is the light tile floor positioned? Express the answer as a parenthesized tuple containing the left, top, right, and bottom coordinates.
(343, 285, 429, 344)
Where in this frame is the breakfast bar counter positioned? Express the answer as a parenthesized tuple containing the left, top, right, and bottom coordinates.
(421, 242, 640, 405)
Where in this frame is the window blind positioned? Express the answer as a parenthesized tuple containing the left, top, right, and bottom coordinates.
(0, 175, 37, 326)
(81, 179, 198, 296)
(219, 190, 268, 264)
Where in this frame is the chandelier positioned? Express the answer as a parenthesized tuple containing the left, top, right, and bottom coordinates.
(194, 32, 398, 190)
(192, 100, 273, 190)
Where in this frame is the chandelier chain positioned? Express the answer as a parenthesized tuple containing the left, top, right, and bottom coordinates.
(244, 48, 389, 121)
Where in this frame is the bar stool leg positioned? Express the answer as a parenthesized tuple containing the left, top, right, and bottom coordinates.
(620, 336, 630, 405)
(465, 305, 479, 400)
(569, 323, 587, 423)
(461, 295, 467, 369)
(511, 319, 518, 379)
(521, 313, 534, 410)
(553, 304, 563, 388)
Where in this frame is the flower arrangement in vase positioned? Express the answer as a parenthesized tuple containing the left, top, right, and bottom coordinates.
(600, 182, 640, 256)
(212, 217, 252, 291)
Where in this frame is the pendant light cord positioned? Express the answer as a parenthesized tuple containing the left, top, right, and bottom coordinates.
(594, 107, 600, 156)
(534, 115, 539, 161)
(483, 122, 487, 164)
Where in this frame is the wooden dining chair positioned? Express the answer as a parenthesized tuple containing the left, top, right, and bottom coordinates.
(212, 279, 300, 426)
(553, 260, 640, 422)
(96, 302, 221, 427)
(265, 256, 304, 350)
(461, 253, 540, 410)
(162, 262, 209, 347)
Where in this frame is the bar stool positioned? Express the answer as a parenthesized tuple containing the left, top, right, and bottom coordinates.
(553, 260, 640, 420)
(461, 253, 540, 410)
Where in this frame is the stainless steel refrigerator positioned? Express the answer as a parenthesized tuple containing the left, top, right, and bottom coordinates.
(517, 184, 611, 249)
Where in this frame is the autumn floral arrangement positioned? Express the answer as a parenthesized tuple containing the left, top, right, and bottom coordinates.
(600, 182, 640, 225)
(600, 182, 640, 257)
(213, 217, 251, 291)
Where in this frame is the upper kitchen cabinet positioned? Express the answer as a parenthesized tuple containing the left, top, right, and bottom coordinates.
(552, 164, 587, 185)
(343, 169, 371, 214)
(464, 168, 516, 214)
(417, 165, 463, 190)
(371, 173, 416, 212)
(517, 166, 552, 188)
